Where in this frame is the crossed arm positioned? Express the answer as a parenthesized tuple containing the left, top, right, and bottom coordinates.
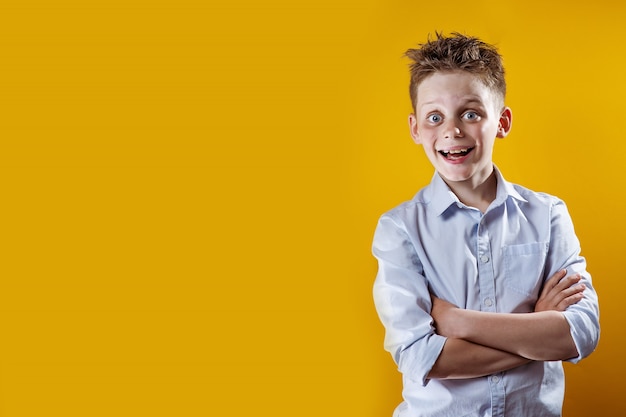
(427, 269, 585, 379)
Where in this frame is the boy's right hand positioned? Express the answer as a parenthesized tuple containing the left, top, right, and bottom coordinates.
(534, 269, 585, 312)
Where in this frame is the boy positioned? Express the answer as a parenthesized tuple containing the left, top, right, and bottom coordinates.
(372, 33, 600, 417)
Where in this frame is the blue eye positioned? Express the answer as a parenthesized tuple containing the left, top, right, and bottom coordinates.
(427, 114, 442, 123)
(463, 111, 480, 120)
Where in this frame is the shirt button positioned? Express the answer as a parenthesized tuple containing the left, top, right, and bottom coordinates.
(484, 298, 493, 307)
(492, 375, 500, 383)
(480, 255, 489, 263)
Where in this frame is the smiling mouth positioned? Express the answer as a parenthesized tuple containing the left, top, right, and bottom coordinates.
(439, 147, 474, 159)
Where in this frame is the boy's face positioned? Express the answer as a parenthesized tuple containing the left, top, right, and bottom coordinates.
(409, 71, 511, 188)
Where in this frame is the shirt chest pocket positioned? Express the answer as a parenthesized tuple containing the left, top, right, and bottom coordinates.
(502, 242, 549, 297)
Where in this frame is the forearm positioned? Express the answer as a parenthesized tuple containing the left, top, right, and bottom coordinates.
(450, 310, 578, 361)
(428, 338, 530, 379)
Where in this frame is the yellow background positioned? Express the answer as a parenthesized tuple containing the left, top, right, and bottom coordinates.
(0, 0, 621, 415)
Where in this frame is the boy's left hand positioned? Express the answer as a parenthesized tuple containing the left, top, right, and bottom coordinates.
(535, 269, 585, 312)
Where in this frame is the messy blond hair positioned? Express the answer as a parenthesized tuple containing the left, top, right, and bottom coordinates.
(405, 32, 506, 111)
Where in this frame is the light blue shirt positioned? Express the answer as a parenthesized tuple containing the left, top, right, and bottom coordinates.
(372, 167, 600, 417)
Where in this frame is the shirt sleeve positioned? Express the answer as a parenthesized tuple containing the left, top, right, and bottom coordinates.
(372, 213, 447, 385)
(546, 199, 600, 363)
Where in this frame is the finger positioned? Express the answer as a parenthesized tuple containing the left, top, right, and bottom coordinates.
(561, 283, 586, 297)
(552, 274, 582, 292)
(557, 291, 585, 311)
(539, 270, 569, 301)
(553, 284, 585, 310)
(538, 277, 584, 310)
(546, 280, 584, 308)
(543, 269, 568, 292)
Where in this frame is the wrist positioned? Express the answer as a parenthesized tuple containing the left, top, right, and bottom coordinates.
(451, 308, 472, 339)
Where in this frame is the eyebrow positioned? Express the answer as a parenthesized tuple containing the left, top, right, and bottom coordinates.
(420, 97, 487, 107)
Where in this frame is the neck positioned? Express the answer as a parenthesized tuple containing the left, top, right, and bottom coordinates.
(444, 169, 497, 213)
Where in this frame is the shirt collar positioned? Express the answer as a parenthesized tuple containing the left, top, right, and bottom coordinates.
(425, 165, 527, 216)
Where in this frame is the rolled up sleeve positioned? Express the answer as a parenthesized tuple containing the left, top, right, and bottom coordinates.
(372, 214, 446, 385)
(547, 199, 600, 363)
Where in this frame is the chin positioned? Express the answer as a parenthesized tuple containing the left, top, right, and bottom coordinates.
(442, 174, 472, 183)
(437, 167, 473, 182)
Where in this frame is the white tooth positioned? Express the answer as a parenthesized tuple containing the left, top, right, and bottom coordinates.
(449, 148, 468, 154)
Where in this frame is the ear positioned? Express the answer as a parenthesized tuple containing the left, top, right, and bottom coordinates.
(496, 107, 512, 138)
(408, 113, 421, 144)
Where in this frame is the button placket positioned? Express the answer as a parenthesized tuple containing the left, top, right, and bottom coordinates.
(476, 218, 496, 313)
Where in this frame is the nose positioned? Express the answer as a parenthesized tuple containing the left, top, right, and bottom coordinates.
(443, 123, 462, 139)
